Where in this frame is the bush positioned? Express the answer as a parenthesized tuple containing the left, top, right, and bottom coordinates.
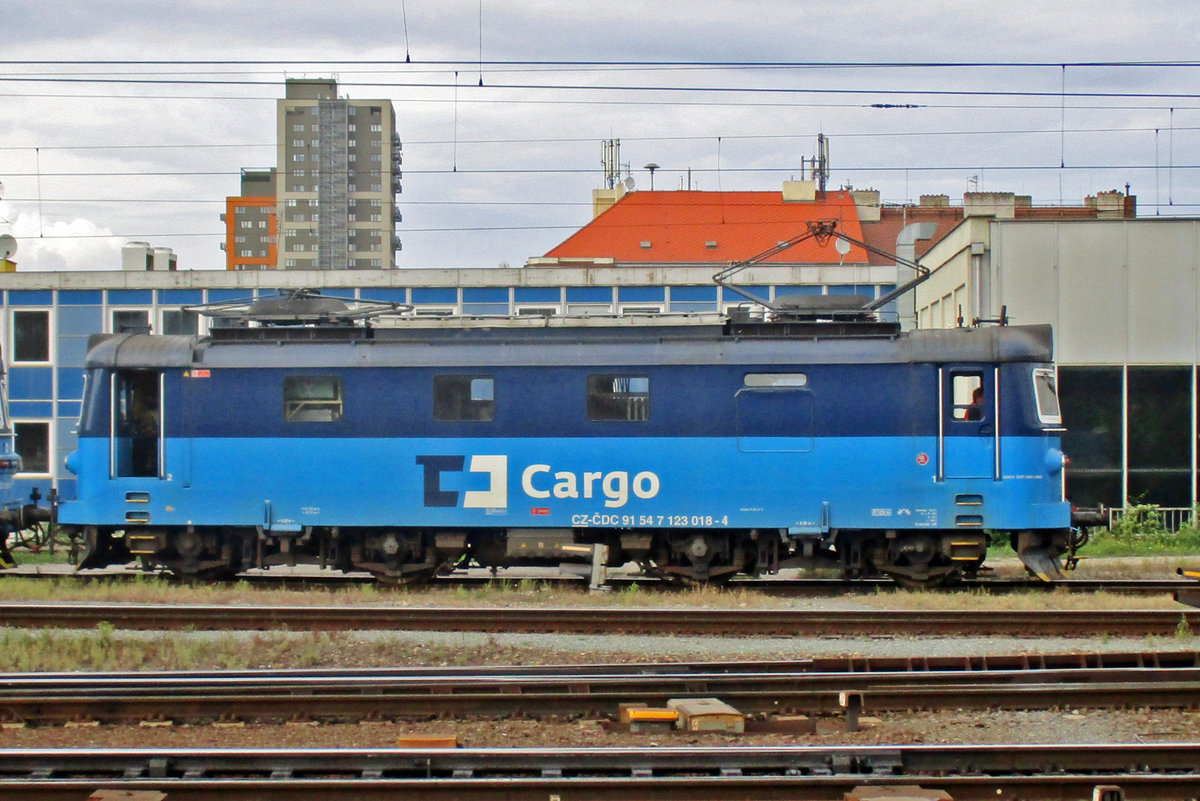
(1084, 504, 1200, 557)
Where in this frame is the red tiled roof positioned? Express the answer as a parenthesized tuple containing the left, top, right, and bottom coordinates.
(859, 206, 964, 266)
(543, 189, 867, 264)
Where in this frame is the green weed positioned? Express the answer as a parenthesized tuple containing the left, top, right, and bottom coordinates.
(1084, 504, 1200, 557)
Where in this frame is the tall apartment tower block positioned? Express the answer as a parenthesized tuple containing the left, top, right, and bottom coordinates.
(222, 168, 278, 270)
(224, 79, 402, 269)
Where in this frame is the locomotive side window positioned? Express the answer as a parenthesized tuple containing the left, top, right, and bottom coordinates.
(433, 375, 495, 422)
(951, 372, 984, 421)
(1032, 368, 1063, 425)
(284, 376, 343, 422)
(587, 374, 649, 421)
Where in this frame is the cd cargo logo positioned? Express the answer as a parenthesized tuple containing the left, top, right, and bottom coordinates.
(416, 455, 660, 510)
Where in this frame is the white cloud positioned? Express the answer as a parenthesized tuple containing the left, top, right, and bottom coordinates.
(2, 204, 123, 271)
(0, 0, 1196, 270)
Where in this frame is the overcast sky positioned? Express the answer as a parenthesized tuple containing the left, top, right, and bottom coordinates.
(0, 0, 1197, 272)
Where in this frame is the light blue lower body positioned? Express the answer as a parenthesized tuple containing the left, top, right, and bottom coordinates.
(60, 435, 1070, 534)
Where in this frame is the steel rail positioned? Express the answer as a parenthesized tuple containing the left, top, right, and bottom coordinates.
(6, 664, 1200, 696)
(1, 602, 1197, 635)
(4, 647, 1198, 684)
(2, 665, 1200, 724)
(0, 744, 1198, 800)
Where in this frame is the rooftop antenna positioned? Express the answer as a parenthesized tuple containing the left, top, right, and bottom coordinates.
(644, 163, 659, 191)
(801, 136, 830, 192)
(477, 0, 484, 86)
(601, 139, 621, 190)
(401, 0, 411, 61)
(0, 234, 18, 270)
(815, 133, 829, 192)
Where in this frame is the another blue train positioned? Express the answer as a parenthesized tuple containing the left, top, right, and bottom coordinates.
(59, 290, 1078, 586)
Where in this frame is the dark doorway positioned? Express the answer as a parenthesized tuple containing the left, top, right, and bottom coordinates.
(114, 371, 160, 478)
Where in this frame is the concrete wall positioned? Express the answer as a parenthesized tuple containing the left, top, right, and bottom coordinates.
(990, 219, 1200, 365)
(914, 217, 991, 329)
(917, 217, 1200, 508)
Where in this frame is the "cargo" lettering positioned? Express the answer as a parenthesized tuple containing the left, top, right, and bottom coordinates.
(521, 464, 660, 509)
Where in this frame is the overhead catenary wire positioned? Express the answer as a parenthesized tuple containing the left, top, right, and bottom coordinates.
(3, 57, 1200, 67)
(0, 57, 1189, 267)
(0, 87, 1196, 114)
(2, 73, 1200, 102)
(5, 122, 1200, 151)
(2, 163, 1198, 179)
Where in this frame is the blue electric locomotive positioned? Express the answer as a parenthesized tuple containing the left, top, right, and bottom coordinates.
(59, 291, 1075, 586)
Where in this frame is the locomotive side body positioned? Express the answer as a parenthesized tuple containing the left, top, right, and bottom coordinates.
(60, 321, 1072, 583)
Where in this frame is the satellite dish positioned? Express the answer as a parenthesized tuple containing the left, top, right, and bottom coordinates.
(623, 176, 636, 191)
(0, 235, 16, 259)
(834, 237, 851, 256)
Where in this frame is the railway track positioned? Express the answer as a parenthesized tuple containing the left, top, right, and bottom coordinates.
(0, 743, 1197, 800)
(2, 653, 1199, 726)
(0, 601, 1196, 636)
(4, 563, 1198, 596)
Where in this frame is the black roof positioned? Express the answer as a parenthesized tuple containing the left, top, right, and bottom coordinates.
(84, 322, 1054, 370)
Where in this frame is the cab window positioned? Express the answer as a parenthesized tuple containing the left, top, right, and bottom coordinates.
(1033, 368, 1063, 425)
(951, 372, 984, 421)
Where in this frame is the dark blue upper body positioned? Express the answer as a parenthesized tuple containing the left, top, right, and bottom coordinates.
(62, 321, 1070, 533)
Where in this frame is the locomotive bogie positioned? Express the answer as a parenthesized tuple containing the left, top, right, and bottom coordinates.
(60, 320, 1076, 586)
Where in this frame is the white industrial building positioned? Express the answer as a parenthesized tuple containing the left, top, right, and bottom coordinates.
(917, 217, 1200, 511)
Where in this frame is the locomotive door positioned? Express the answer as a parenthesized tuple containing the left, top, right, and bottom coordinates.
(112, 370, 162, 479)
(735, 385, 814, 452)
(940, 366, 996, 480)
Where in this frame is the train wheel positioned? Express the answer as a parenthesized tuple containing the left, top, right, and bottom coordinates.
(641, 562, 737, 586)
(887, 571, 950, 590)
(865, 532, 957, 589)
(370, 569, 437, 586)
(353, 531, 446, 585)
(155, 530, 243, 581)
(645, 531, 745, 585)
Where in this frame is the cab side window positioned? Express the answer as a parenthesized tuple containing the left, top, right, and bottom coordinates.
(951, 372, 984, 421)
(1032, 368, 1063, 425)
